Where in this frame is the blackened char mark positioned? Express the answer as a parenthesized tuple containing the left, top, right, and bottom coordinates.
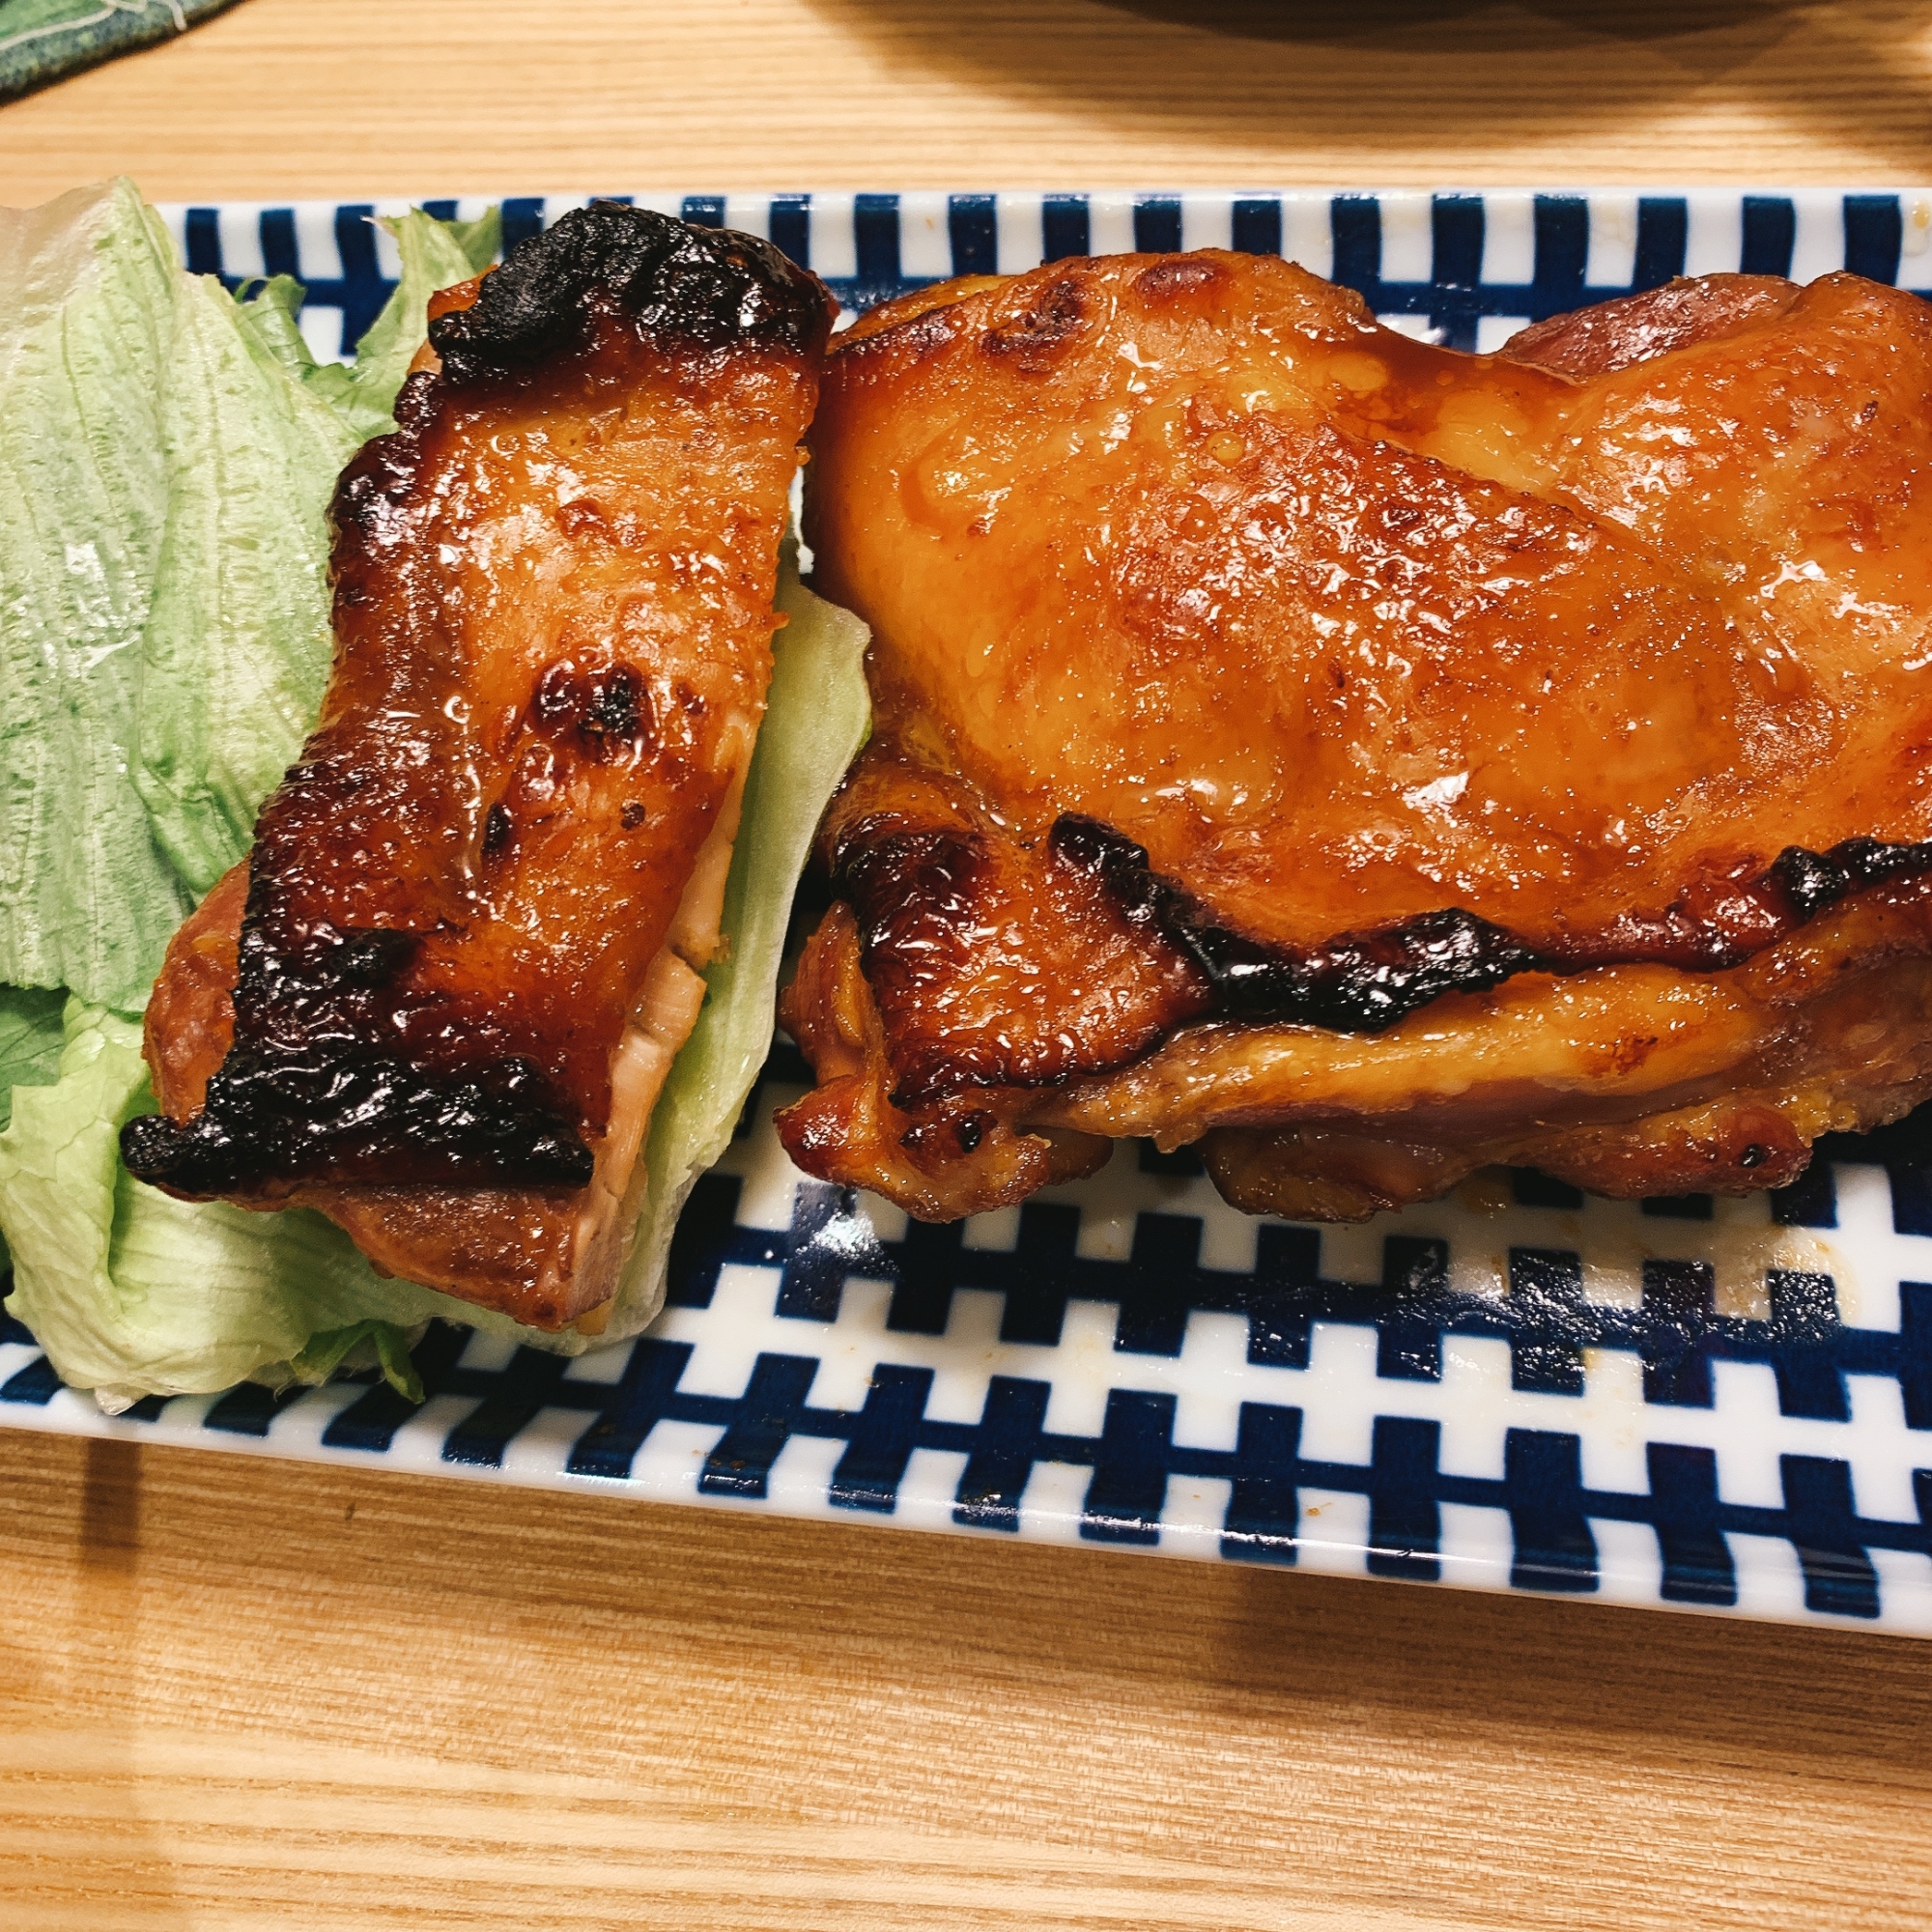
(1772, 844, 1855, 921)
(1774, 836, 1932, 918)
(1055, 816, 1932, 1035)
(1053, 816, 1536, 1034)
(1188, 908, 1540, 1031)
(528, 659, 652, 761)
(1049, 812, 1174, 935)
(431, 201, 834, 385)
(119, 870, 593, 1199)
(120, 1048, 591, 1197)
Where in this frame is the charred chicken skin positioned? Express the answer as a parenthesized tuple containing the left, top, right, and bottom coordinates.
(123, 205, 834, 1327)
(779, 252, 1932, 1223)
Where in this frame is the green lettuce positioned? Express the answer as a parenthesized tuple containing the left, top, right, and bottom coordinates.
(327, 208, 500, 432)
(0, 1002, 455, 1407)
(0, 567, 868, 1397)
(0, 177, 871, 1398)
(129, 268, 365, 893)
(0, 179, 187, 1009)
(618, 554, 871, 1335)
(0, 986, 64, 1134)
(221, 206, 491, 437)
(284, 1320, 426, 1406)
(0, 984, 63, 1274)
(0, 182, 501, 997)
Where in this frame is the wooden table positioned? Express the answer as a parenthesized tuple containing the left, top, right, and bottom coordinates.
(4, 3, 1932, 1925)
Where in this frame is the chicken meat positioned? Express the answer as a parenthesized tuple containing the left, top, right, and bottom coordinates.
(779, 251, 1932, 1223)
(123, 203, 835, 1327)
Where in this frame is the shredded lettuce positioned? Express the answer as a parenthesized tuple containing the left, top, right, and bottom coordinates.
(0, 181, 871, 1399)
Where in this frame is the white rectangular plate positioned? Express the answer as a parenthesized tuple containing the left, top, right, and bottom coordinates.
(8, 187, 1932, 1636)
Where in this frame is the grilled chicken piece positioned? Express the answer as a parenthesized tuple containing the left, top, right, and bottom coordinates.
(779, 252, 1932, 1223)
(123, 205, 834, 1327)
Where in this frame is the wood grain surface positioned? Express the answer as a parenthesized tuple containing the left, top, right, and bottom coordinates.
(3, 1430, 1930, 1929)
(2, 0, 1932, 199)
(6, 2, 1932, 1925)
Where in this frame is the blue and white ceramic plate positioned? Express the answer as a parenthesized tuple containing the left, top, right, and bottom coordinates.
(7, 187, 1932, 1636)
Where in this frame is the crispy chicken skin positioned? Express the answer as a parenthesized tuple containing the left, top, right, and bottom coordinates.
(779, 252, 1932, 1222)
(123, 206, 835, 1326)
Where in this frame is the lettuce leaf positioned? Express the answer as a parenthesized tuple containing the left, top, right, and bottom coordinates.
(285, 1320, 426, 1405)
(0, 999, 516, 1406)
(0, 986, 64, 1133)
(335, 208, 500, 431)
(0, 179, 190, 1009)
(0, 558, 869, 1396)
(0, 183, 869, 1400)
(615, 553, 871, 1338)
(229, 274, 315, 380)
(0, 984, 64, 1274)
(0, 182, 500, 1002)
(129, 270, 365, 894)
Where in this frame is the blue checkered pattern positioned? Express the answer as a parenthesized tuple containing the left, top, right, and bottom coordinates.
(9, 1036, 1932, 1629)
(156, 188, 1932, 363)
(7, 188, 1932, 1634)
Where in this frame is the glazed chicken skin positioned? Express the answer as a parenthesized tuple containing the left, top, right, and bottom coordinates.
(122, 205, 835, 1326)
(779, 251, 1932, 1223)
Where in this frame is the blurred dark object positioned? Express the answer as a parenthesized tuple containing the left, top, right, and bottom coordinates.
(1815, 1096, 1932, 1169)
(0, 0, 245, 106)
